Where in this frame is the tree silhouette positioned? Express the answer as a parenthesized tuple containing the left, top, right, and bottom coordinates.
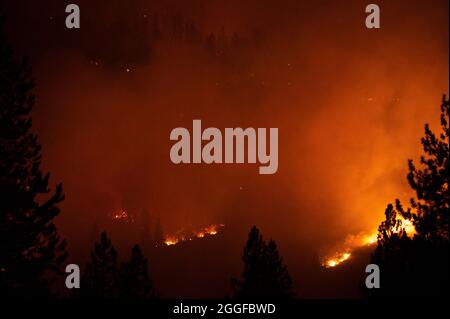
(81, 232, 158, 299)
(407, 96, 449, 240)
(204, 33, 217, 57)
(153, 217, 164, 247)
(185, 23, 201, 44)
(0, 20, 67, 298)
(118, 244, 157, 299)
(140, 208, 152, 252)
(232, 226, 295, 299)
(81, 232, 119, 299)
(367, 95, 449, 298)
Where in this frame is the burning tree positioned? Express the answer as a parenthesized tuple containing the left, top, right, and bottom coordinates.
(0, 20, 67, 298)
(232, 226, 295, 299)
(367, 95, 449, 298)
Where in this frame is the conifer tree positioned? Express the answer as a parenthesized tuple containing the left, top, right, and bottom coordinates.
(81, 232, 119, 299)
(265, 240, 295, 299)
(0, 20, 67, 298)
(232, 226, 295, 299)
(407, 95, 449, 241)
(140, 209, 152, 252)
(153, 217, 164, 247)
(368, 95, 449, 298)
(119, 244, 157, 299)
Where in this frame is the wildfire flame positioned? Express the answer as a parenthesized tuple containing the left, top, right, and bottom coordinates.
(325, 252, 351, 268)
(163, 224, 225, 246)
(322, 217, 415, 268)
(111, 208, 133, 222)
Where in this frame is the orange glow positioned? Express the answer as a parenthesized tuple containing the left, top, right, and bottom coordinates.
(164, 236, 179, 246)
(322, 217, 416, 268)
(111, 208, 131, 222)
(325, 252, 351, 268)
(163, 224, 225, 246)
(363, 233, 378, 245)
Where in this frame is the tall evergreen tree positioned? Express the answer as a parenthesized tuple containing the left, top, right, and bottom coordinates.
(81, 232, 119, 299)
(204, 33, 217, 57)
(118, 244, 157, 299)
(153, 217, 164, 247)
(232, 226, 295, 299)
(140, 208, 152, 252)
(407, 95, 449, 241)
(217, 27, 229, 57)
(0, 20, 67, 298)
(367, 95, 449, 298)
(265, 240, 295, 298)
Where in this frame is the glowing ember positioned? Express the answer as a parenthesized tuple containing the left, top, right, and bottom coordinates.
(163, 224, 225, 246)
(112, 209, 128, 220)
(322, 218, 415, 268)
(111, 208, 134, 223)
(325, 252, 351, 268)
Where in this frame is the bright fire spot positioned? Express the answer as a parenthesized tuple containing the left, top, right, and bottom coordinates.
(163, 224, 225, 246)
(325, 252, 351, 268)
(322, 218, 415, 268)
(111, 208, 131, 222)
(164, 237, 179, 246)
(400, 218, 415, 236)
(363, 232, 378, 246)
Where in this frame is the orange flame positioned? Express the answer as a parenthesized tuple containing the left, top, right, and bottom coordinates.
(164, 236, 179, 246)
(111, 208, 131, 222)
(163, 224, 225, 246)
(322, 217, 415, 268)
(325, 252, 351, 268)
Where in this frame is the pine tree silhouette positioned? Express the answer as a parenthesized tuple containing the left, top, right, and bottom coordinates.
(153, 217, 164, 247)
(232, 226, 295, 299)
(407, 96, 449, 241)
(217, 27, 229, 57)
(140, 208, 152, 252)
(205, 33, 217, 57)
(81, 232, 119, 299)
(118, 244, 157, 299)
(367, 95, 449, 298)
(265, 240, 295, 298)
(231, 32, 243, 52)
(0, 20, 67, 298)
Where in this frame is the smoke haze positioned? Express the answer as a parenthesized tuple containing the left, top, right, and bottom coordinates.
(1, 0, 448, 297)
